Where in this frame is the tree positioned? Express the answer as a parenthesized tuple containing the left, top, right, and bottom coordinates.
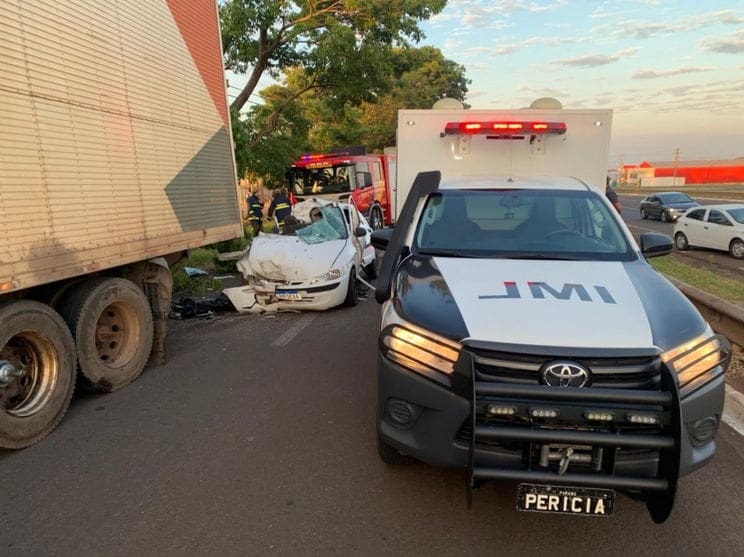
(221, 0, 446, 112)
(236, 45, 469, 183)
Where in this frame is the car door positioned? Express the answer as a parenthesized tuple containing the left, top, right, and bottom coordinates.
(648, 196, 662, 218)
(678, 208, 707, 246)
(705, 209, 735, 251)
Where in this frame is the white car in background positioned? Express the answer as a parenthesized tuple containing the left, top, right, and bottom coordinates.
(673, 204, 744, 259)
(235, 200, 376, 311)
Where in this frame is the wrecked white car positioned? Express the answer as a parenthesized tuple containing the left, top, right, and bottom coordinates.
(235, 201, 376, 311)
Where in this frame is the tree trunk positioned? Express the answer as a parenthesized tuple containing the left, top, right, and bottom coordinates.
(230, 58, 268, 113)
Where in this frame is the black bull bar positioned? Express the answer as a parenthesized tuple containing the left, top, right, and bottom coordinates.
(467, 366, 682, 524)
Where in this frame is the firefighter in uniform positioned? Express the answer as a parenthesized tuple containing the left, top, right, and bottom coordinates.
(268, 188, 292, 231)
(246, 190, 263, 235)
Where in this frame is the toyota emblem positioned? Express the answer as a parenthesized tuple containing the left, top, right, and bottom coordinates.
(540, 361, 590, 387)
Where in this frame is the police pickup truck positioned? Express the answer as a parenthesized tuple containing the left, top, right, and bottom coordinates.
(370, 102, 731, 522)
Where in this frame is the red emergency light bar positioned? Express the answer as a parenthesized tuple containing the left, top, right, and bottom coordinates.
(443, 121, 567, 136)
(300, 151, 350, 161)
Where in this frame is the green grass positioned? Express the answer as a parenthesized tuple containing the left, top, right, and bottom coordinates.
(649, 256, 744, 302)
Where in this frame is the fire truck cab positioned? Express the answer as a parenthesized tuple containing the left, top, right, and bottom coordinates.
(288, 147, 397, 230)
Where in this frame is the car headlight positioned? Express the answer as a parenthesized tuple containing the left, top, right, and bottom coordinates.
(309, 268, 342, 284)
(381, 322, 460, 376)
(661, 333, 731, 395)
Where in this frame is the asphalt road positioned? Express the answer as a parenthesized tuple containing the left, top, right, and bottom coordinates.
(2, 300, 744, 555)
(619, 194, 744, 276)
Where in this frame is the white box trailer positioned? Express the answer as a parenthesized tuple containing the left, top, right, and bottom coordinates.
(0, 0, 241, 448)
(394, 106, 613, 219)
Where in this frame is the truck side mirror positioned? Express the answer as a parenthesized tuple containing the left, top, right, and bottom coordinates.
(371, 228, 393, 250)
(354, 226, 367, 237)
(640, 232, 673, 258)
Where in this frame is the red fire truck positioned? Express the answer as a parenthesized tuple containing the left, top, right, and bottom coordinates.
(287, 147, 397, 229)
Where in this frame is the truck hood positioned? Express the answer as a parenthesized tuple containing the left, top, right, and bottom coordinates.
(240, 234, 346, 281)
(394, 256, 706, 351)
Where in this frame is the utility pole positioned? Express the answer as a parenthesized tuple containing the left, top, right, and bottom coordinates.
(672, 147, 680, 186)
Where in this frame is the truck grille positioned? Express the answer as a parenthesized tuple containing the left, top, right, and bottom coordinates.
(469, 348, 661, 390)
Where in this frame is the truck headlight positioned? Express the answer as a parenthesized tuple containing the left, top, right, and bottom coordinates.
(661, 333, 731, 392)
(381, 322, 460, 376)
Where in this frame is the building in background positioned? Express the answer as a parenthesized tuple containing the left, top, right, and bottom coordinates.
(620, 158, 744, 187)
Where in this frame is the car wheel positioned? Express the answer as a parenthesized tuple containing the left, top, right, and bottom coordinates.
(640, 208, 648, 220)
(674, 232, 689, 251)
(343, 268, 358, 307)
(661, 211, 669, 223)
(730, 238, 744, 259)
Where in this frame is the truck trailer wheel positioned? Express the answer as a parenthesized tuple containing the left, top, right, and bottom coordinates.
(0, 301, 76, 449)
(58, 278, 153, 392)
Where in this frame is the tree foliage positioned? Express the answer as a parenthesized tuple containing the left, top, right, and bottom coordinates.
(221, 0, 446, 112)
(234, 45, 469, 184)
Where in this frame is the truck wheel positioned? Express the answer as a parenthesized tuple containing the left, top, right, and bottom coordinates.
(730, 238, 744, 259)
(377, 435, 415, 465)
(343, 268, 358, 307)
(0, 301, 76, 449)
(370, 206, 384, 230)
(640, 208, 648, 220)
(57, 278, 153, 392)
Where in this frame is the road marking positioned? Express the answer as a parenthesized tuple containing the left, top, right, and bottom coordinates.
(271, 313, 317, 347)
(723, 385, 744, 438)
(627, 223, 659, 234)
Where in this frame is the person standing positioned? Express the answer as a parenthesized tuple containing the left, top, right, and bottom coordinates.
(268, 188, 292, 229)
(246, 190, 263, 235)
(605, 177, 622, 214)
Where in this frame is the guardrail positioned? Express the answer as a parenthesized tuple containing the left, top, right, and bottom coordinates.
(665, 276, 744, 350)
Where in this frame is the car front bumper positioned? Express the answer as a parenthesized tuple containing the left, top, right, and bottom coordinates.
(377, 348, 726, 483)
(251, 274, 348, 311)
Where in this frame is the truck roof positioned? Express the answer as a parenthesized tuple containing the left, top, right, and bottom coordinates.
(439, 175, 590, 191)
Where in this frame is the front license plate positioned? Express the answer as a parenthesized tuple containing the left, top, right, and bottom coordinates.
(275, 290, 302, 301)
(517, 484, 614, 517)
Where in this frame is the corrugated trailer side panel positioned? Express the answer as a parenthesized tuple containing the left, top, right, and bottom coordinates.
(0, 0, 241, 293)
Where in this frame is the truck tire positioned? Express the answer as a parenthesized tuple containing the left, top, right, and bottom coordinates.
(369, 206, 384, 230)
(0, 301, 76, 449)
(57, 278, 153, 392)
(343, 268, 358, 307)
(377, 435, 416, 465)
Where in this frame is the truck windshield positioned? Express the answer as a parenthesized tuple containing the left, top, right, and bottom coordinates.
(414, 189, 634, 261)
(289, 164, 355, 195)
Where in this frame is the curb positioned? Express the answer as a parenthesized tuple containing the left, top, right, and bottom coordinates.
(723, 385, 744, 437)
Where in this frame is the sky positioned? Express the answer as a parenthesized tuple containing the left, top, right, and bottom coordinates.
(418, 0, 744, 166)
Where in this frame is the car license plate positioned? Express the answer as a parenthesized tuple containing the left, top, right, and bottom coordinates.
(517, 484, 614, 517)
(275, 290, 302, 301)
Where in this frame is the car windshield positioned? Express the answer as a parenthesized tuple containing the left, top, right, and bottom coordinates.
(659, 193, 693, 204)
(414, 189, 634, 261)
(294, 206, 349, 244)
(726, 208, 744, 224)
(289, 164, 354, 195)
